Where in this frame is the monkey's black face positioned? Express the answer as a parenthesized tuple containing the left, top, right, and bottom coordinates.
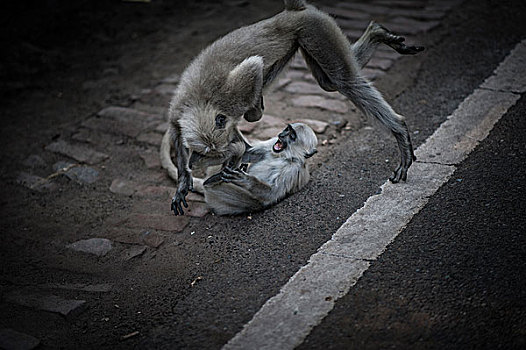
(273, 124, 297, 153)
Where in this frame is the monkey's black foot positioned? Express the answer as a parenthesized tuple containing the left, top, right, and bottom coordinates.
(171, 192, 188, 216)
(393, 43, 425, 55)
(389, 152, 416, 183)
(389, 165, 407, 183)
(379, 24, 425, 55)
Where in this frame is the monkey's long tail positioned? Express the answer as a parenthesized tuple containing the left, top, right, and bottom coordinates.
(284, 0, 307, 11)
(160, 129, 205, 193)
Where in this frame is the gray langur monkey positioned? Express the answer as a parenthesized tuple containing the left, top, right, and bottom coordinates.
(204, 123, 318, 215)
(160, 0, 424, 215)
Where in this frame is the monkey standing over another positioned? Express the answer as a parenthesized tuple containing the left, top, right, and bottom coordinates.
(160, 0, 424, 215)
(204, 123, 317, 215)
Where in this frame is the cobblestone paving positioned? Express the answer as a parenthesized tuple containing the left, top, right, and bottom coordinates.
(3, 0, 461, 347)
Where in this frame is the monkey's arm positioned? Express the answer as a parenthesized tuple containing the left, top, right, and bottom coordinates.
(219, 167, 272, 201)
(204, 167, 272, 215)
(169, 122, 193, 215)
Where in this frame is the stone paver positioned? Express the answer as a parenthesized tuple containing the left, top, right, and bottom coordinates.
(141, 231, 165, 248)
(134, 185, 176, 199)
(66, 238, 113, 256)
(122, 245, 147, 261)
(254, 126, 287, 141)
(53, 161, 99, 185)
(291, 95, 350, 114)
(4, 289, 86, 317)
(138, 149, 161, 169)
(293, 119, 330, 134)
(82, 106, 161, 138)
(16, 172, 58, 192)
(45, 140, 109, 164)
(109, 178, 136, 196)
(283, 81, 345, 100)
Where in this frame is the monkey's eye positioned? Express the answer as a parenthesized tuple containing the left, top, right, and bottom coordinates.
(289, 128, 297, 141)
(215, 114, 227, 129)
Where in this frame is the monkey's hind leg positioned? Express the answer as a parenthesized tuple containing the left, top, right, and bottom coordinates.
(298, 10, 415, 182)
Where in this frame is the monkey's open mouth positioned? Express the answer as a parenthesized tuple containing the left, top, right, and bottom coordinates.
(273, 139, 285, 152)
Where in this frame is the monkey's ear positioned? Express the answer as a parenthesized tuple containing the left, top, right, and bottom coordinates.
(224, 56, 264, 117)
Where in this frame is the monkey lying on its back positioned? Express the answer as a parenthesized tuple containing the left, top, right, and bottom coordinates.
(204, 123, 317, 215)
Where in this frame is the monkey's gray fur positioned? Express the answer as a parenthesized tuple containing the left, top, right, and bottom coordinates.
(160, 0, 424, 215)
(204, 123, 318, 215)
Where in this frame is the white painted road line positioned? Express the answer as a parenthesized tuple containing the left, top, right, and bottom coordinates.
(223, 39, 525, 350)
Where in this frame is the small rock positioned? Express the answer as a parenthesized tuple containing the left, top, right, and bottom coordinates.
(0, 328, 40, 350)
(110, 179, 137, 196)
(22, 154, 46, 169)
(67, 238, 113, 256)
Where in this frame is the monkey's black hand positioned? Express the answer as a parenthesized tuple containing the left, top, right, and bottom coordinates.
(171, 175, 192, 215)
(203, 172, 223, 186)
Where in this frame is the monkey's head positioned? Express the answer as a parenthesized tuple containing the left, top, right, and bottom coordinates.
(176, 55, 265, 169)
(272, 123, 318, 161)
